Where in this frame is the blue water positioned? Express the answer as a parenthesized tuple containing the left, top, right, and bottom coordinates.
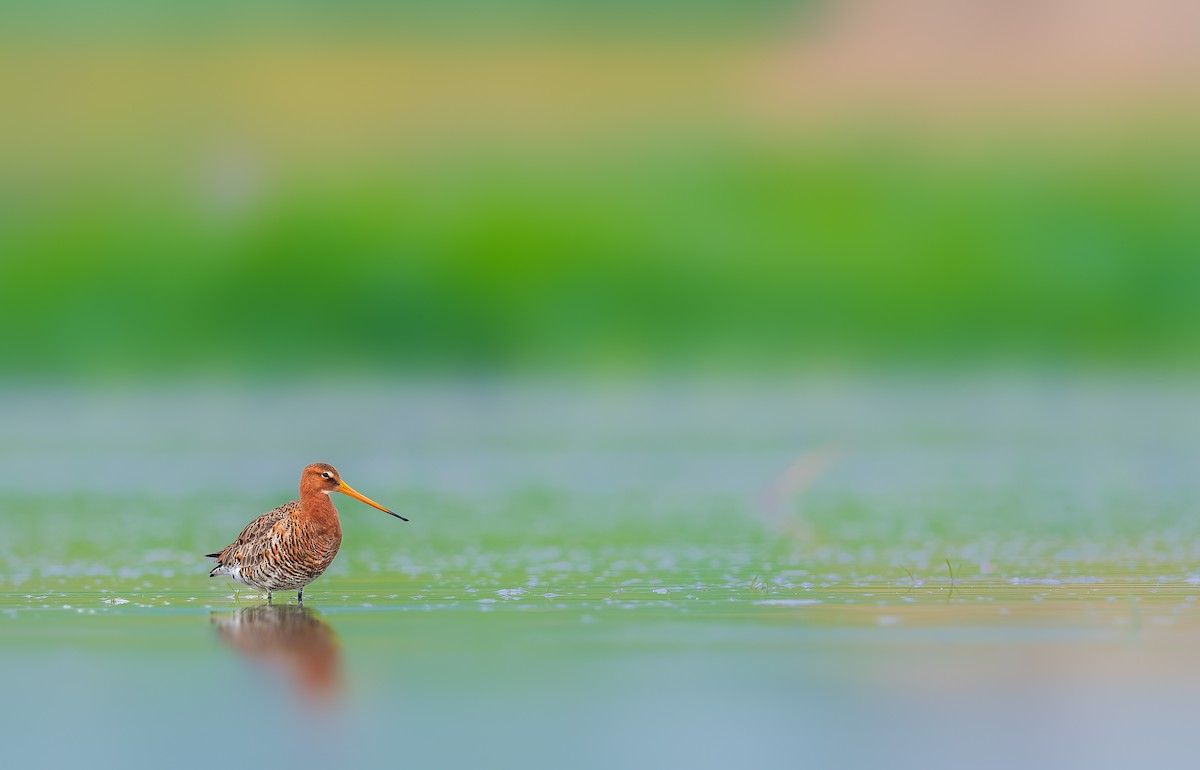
(3, 377, 1200, 769)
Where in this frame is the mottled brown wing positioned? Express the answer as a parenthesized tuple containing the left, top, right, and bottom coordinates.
(209, 500, 300, 564)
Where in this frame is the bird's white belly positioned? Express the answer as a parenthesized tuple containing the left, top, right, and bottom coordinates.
(211, 563, 247, 583)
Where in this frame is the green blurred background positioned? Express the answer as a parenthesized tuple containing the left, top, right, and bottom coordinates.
(5, 9, 1200, 769)
(2, 0, 1199, 381)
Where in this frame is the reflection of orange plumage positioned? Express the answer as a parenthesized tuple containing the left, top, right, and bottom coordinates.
(207, 463, 406, 604)
(212, 605, 342, 701)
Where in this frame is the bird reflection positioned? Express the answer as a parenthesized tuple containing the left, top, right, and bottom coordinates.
(212, 604, 342, 702)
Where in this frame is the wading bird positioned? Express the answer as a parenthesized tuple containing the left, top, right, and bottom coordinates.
(207, 463, 406, 604)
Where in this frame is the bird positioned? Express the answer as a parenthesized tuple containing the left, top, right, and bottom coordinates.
(207, 462, 406, 604)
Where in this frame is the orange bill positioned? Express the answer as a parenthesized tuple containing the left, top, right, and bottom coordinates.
(338, 480, 408, 521)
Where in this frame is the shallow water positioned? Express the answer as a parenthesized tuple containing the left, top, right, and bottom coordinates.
(3, 379, 1200, 769)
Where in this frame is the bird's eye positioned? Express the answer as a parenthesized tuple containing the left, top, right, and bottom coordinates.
(321, 471, 331, 479)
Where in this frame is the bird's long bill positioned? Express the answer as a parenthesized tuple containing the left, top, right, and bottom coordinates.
(338, 481, 409, 522)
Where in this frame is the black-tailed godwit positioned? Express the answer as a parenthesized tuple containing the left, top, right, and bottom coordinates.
(206, 462, 406, 604)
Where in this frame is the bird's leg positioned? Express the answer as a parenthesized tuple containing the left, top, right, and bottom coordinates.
(297, 588, 304, 605)
(267, 591, 273, 606)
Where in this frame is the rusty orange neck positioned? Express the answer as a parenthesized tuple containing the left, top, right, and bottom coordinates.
(298, 487, 342, 533)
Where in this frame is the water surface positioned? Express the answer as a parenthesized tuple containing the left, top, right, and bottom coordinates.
(3, 379, 1199, 769)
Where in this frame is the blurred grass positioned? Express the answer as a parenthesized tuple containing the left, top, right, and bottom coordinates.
(2, 3, 1199, 380)
(3, 138, 1200, 378)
